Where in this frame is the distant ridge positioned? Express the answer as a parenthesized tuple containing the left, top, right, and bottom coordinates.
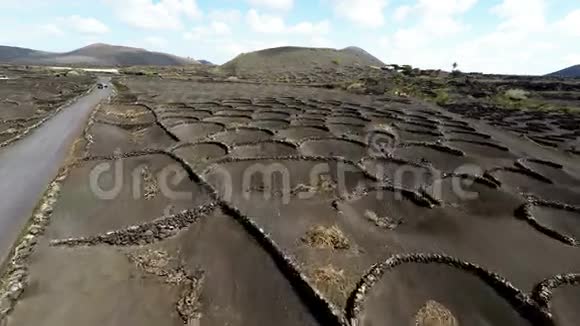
(0, 43, 197, 67)
(547, 65, 580, 78)
(198, 59, 215, 66)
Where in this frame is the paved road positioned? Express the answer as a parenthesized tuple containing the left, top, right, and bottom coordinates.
(0, 77, 112, 264)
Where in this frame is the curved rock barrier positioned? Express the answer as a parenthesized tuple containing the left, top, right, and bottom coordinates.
(138, 102, 180, 141)
(445, 129, 492, 139)
(532, 273, 580, 309)
(512, 160, 555, 184)
(449, 138, 510, 151)
(528, 136, 560, 148)
(345, 253, 551, 326)
(214, 188, 348, 326)
(517, 158, 563, 170)
(169, 140, 232, 153)
(93, 118, 154, 129)
(399, 141, 466, 157)
(515, 198, 580, 247)
(334, 180, 438, 209)
(233, 139, 299, 149)
(487, 166, 554, 185)
(201, 154, 380, 184)
(50, 203, 218, 247)
(151, 141, 350, 325)
(7, 87, 580, 325)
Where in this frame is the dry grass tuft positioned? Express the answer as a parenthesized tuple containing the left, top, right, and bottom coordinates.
(177, 271, 205, 323)
(302, 225, 350, 250)
(312, 265, 345, 288)
(127, 249, 204, 324)
(414, 300, 459, 326)
(140, 166, 159, 200)
(127, 249, 173, 277)
(310, 265, 352, 304)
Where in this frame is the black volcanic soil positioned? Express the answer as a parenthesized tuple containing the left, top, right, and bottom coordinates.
(0, 67, 93, 145)
(2, 72, 580, 326)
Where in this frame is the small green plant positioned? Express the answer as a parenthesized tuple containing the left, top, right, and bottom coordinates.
(434, 88, 450, 106)
(504, 88, 529, 101)
(331, 58, 340, 65)
(493, 94, 523, 110)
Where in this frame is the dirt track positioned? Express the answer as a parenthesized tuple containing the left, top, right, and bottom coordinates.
(1, 76, 580, 326)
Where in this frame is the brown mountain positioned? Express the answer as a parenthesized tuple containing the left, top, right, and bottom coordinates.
(220, 46, 384, 74)
(0, 43, 196, 67)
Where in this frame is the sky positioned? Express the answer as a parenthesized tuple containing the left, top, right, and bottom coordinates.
(1, 0, 579, 75)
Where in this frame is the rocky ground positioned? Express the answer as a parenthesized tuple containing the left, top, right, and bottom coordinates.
(0, 66, 579, 326)
(0, 66, 94, 147)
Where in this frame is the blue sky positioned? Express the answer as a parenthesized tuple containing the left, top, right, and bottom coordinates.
(1, 0, 579, 74)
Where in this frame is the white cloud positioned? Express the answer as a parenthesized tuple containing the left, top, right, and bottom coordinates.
(418, 0, 477, 15)
(105, 0, 201, 30)
(392, 28, 428, 49)
(247, 0, 293, 11)
(208, 9, 242, 23)
(491, 0, 546, 31)
(246, 9, 330, 35)
(376, 0, 578, 75)
(144, 36, 168, 49)
(226, 39, 289, 55)
(392, 0, 477, 36)
(555, 9, 580, 36)
(564, 53, 580, 66)
(331, 0, 388, 28)
(246, 9, 286, 33)
(383, 0, 477, 64)
(184, 21, 232, 40)
(288, 21, 330, 34)
(184, 36, 289, 63)
(60, 15, 109, 34)
(211, 21, 232, 35)
(39, 24, 64, 36)
(393, 5, 413, 22)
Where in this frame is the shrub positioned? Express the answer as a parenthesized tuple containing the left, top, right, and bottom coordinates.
(302, 225, 350, 250)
